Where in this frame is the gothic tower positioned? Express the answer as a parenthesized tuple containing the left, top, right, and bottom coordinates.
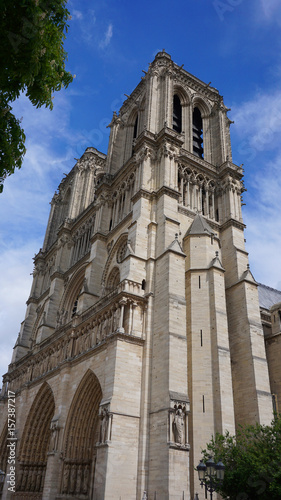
(0, 51, 273, 500)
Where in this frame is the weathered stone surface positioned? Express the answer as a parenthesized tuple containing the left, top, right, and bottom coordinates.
(0, 51, 278, 500)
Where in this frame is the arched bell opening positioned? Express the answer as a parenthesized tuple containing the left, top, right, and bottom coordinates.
(173, 95, 182, 133)
(193, 107, 204, 158)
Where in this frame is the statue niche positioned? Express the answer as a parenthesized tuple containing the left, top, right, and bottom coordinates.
(169, 401, 189, 449)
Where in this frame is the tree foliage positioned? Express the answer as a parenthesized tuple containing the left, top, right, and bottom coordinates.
(0, 0, 73, 192)
(200, 415, 281, 500)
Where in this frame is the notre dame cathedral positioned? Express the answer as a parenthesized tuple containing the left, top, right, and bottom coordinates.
(0, 50, 281, 500)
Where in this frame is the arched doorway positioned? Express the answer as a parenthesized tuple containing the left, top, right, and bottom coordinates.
(16, 383, 55, 498)
(61, 370, 102, 498)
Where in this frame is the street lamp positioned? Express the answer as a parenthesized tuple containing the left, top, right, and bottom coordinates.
(196, 456, 225, 500)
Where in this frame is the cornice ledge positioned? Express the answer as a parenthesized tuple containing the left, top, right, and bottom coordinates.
(131, 189, 152, 203)
(178, 149, 217, 175)
(218, 160, 244, 177)
(91, 232, 108, 244)
(155, 126, 185, 147)
(225, 275, 259, 292)
(106, 331, 145, 347)
(156, 245, 186, 260)
(220, 218, 246, 231)
(154, 185, 180, 200)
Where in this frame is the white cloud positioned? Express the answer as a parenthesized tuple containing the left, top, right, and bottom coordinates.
(231, 88, 281, 290)
(69, 8, 96, 44)
(99, 23, 113, 49)
(0, 86, 102, 383)
(243, 156, 281, 290)
(0, 91, 77, 384)
(260, 0, 281, 19)
(244, 204, 281, 289)
(72, 9, 83, 20)
(0, 243, 39, 378)
(232, 90, 281, 154)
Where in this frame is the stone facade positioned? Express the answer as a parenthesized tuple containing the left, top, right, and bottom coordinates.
(0, 51, 278, 500)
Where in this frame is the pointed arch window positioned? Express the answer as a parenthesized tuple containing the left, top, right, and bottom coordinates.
(193, 107, 204, 158)
(173, 95, 182, 133)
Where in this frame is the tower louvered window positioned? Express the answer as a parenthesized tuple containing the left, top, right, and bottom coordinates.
(173, 95, 182, 133)
(133, 115, 138, 139)
(132, 115, 138, 155)
(193, 107, 204, 158)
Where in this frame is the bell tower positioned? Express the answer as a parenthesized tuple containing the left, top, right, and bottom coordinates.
(0, 51, 273, 500)
(103, 49, 272, 496)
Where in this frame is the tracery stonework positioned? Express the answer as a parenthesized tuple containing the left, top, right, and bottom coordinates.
(0, 51, 278, 500)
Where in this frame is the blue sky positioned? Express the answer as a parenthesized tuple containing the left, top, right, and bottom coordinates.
(1, 0, 281, 378)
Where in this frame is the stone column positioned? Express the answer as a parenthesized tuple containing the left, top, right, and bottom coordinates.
(205, 188, 209, 217)
(117, 300, 126, 333)
(186, 180, 190, 208)
(128, 301, 133, 335)
(131, 302, 138, 335)
(180, 176, 184, 204)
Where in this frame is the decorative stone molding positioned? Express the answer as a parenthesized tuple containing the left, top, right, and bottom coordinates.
(6, 289, 147, 394)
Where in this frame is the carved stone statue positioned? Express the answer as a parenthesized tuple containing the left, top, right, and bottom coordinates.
(62, 465, 69, 493)
(102, 315, 108, 339)
(114, 307, 121, 331)
(82, 464, 89, 494)
(49, 420, 59, 452)
(76, 465, 82, 494)
(31, 467, 37, 491)
(26, 468, 32, 491)
(21, 466, 28, 491)
(100, 407, 109, 443)
(35, 469, 42, 492)
(96, 323, 102, 344)
(56, 308, 66, 328)
(16, 468, 23, 491)
(69, 464, 76, 493)
(174, 408, 184, 445)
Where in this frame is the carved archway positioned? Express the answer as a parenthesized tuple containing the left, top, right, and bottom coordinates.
(101, 232, 128, 286)
(16, 382, 55, 497)
(106, 266, 120, 293)
(61, 370, 102, 498)
(58, 265, 87, 325)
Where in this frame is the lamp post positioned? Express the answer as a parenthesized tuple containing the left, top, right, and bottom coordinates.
(196, 457, 225, 500)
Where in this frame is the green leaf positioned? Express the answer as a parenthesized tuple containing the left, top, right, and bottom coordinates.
(0, 0, 73, 191)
